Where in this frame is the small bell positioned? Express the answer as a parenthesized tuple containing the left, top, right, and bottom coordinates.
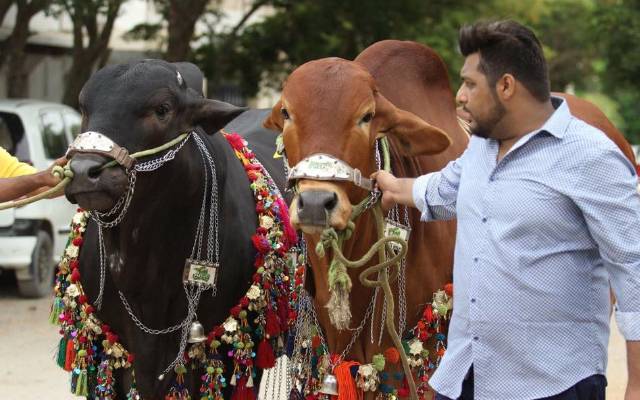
(318, 373, 339, 395)
(187, 320, 207, 343)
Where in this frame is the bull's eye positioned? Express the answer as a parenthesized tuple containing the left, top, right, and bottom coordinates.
(281, 108, 290, 120)
(155, 103, 171, 119)
(360, 112, 374, 124)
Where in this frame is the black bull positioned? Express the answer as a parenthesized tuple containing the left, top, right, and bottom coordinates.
(64, 60, 287, 398)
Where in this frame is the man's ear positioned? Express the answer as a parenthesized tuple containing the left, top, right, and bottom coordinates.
(373, 92, 451, 156)
(192, 99, 247, 134)
(263, 99, 284, 132)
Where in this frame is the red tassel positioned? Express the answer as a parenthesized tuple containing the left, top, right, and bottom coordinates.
(334, 361, 360, 400)
(278, 298, 289, 331)
(255, 339, 276, 369)
(64, 339, 75, 371)
(231, 376, 256, 400)
(265, 309, 280, 337)
(423, 304, 434, 324)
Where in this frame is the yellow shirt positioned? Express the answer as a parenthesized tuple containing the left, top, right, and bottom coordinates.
(0, 146, 37, 178)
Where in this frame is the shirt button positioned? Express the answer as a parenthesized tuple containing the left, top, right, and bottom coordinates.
(471, 298, 476, 303)
(489, 177, 495, 182)
(473, 257, 478, 262)
(482, 217, 487, 223)
(473, 336, 479, 341)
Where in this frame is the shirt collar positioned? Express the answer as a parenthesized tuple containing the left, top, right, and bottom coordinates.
(536, 96, 572, 139)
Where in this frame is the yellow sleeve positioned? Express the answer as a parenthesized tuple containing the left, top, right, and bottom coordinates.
(0, 146, 37, 178)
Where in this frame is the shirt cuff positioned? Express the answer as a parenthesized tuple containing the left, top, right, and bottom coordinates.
(412, 173, 436, 220)
(615, 309, 640, 340)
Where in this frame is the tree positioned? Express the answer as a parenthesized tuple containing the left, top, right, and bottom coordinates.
(55, 0, 124, 109)
(1, 0, 52, 98)
(593, 0, 640, 142)
(0, 0, 13, 25)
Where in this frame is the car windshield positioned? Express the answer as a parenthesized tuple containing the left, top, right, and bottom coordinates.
(0, 112, 30, 162)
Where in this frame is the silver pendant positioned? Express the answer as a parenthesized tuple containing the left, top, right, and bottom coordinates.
(318, 373, 339, 395)
(384, 218, 411, 254)
(183, 259, 218, 289)
(187, 320, 207, 343)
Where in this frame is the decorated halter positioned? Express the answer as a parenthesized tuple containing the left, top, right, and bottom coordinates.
(287, 153, 374, 191)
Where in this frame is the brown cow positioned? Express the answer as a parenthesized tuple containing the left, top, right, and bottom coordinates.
(265, 40, 467, 398)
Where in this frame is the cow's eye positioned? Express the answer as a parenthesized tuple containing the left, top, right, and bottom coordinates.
(155, 103, 171, 119)
(281, 108, 290, 120)
(360, 112, 374, 124)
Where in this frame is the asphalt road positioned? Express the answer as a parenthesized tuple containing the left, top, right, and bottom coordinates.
(0, 274, 628, 399)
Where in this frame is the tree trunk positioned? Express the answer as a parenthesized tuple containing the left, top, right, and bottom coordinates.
(165, 0, 209, 62)
(62, 0, 122, 109)
(5, 0, 51, 98)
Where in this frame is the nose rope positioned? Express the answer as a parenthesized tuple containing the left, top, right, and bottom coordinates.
(310, 137, 418, 399)
(0, 133, 190, 211)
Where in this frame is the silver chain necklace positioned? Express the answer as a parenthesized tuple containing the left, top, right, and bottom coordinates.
(90, 131, 223, 379)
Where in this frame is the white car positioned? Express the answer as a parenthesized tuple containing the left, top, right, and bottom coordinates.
(0, 99, 79, 297)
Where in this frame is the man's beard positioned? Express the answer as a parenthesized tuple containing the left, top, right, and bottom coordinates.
(470, 98, 506, 139)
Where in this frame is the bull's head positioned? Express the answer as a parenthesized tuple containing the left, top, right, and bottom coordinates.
(263, 58, 451, 234)
(65, 60, 245, 211)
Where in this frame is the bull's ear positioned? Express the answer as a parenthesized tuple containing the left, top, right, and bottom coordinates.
(373, 92, 451, 156)
(192, 99, 247, 134)
(263, 99, 284, 131)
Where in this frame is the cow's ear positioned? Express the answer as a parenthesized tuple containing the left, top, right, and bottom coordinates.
(373, 92, 451, 156)
(263, 99, 284, 131)
(192, 99, 246, 134)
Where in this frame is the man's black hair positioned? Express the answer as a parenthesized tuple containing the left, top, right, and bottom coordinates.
(459, 20, 550, 102)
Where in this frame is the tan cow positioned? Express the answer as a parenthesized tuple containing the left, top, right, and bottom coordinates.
(265, 40, 467, 399)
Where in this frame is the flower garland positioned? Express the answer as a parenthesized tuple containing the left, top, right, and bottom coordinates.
(293, 284, 453, 400)
(51, 132, 303, 399)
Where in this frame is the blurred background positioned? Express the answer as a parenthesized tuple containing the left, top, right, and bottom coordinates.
(0, 0, 638, 142)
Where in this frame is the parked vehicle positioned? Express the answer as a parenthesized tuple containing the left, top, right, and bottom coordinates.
(0, 99, 80, 297)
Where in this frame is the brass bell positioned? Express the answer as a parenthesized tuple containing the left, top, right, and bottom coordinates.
(318, 373, 339, 395)
(187, 320, 207, 343)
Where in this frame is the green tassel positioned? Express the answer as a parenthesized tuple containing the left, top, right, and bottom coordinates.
(74, 369, 88, 396)
(56, 336, 67, 368)
(373, 354, 386, 371)
(49, 298, 63, 325)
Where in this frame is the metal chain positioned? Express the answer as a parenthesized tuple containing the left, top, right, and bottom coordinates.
(94, 225, 106, 310)
(117, 287, 195, 335)
(398, 205, 410, 336)
(91, 170, 137, 228)
(134, 134, 191, 172)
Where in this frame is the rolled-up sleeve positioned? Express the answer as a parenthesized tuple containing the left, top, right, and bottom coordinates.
(412, 147, 467, 222)
(572, 148, 640, 340)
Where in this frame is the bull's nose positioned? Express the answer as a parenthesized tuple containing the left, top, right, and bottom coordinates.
(69, 157, 105, 181)
(297, 190, 338, 226)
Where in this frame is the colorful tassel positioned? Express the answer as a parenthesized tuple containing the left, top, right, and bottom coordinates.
(335, 361, 360, 400)
(50, 297, 63, 325)
(231, 376, 256, 400)
(74, 368, 88, 396)
(265, 309, 281, 337)
(255, 339, 276, 369)
(56, 336, 67, 368)
(64, 339, 75, 371)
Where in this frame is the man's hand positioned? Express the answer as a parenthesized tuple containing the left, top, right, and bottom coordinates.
(38, 156, 68, 188)
(371, 170, 416, 210)
(626, 341, 640, 400)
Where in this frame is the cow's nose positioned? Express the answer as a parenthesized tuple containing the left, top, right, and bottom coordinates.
(69, 156, 106, 182)
(297, 190, 338, 226)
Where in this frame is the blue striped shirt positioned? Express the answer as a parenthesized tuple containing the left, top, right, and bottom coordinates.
(413, 97, 640, 399)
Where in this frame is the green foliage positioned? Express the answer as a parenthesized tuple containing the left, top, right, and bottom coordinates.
(186, 0, 639, 142)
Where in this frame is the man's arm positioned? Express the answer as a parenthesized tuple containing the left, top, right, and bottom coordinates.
(0, 157, 67, 202)
(570, 147, 640, 397)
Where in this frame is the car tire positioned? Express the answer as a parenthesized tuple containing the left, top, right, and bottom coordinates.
(17, 230, 54, 298)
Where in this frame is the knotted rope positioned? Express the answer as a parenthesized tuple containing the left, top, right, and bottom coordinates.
(315, 201, 417, 398)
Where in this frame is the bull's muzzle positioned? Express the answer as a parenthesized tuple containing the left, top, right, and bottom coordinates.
(296, 190, 338, 226)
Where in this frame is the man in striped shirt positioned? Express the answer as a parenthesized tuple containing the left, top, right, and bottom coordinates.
(374, 20, 639, 400)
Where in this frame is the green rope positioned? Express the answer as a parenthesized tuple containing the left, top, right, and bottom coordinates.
(315, 137, 418, 399)
(0, 133, 190, 211)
